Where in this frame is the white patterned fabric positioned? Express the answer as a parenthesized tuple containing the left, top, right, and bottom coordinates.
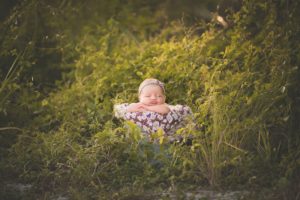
(114, 103, 192, 137)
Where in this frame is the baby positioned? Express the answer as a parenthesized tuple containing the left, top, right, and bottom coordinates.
(126, 79, 170, 114)
(114, 78, 192, 138)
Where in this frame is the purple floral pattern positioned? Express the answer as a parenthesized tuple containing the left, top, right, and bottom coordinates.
(114, 103, 192, 136)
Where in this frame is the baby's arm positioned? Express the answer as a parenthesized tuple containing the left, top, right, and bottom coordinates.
(125, 103, 170, 114)
(143, 104, 170, 114)
(126, 103, 147, 112)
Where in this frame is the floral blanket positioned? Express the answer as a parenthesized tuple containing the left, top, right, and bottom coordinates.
(114, 103, 192, 137)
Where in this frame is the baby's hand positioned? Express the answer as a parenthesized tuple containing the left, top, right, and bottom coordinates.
(142, 104, 170, 114)
(127, 103, 147, 112)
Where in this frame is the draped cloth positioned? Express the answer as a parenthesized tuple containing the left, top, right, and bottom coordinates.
(114, 103, 193, 138)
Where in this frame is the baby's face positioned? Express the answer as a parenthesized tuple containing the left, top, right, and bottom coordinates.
(139, 85, 165, 106)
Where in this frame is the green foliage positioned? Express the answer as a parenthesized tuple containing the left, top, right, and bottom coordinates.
(1, 0, 300, 199)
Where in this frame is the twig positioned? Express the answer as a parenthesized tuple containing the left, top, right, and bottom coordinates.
(0, 127, 23, 132)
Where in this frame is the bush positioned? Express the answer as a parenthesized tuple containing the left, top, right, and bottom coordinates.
(2, 0, 300, 199)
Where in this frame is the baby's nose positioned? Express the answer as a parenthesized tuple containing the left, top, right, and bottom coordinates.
(150, 96, 157, 99)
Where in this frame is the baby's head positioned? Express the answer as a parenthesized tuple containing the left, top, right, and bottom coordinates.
(138, 78, 166, 106)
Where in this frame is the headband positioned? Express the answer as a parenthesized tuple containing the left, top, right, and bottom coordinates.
(138, 79, 165, 95)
